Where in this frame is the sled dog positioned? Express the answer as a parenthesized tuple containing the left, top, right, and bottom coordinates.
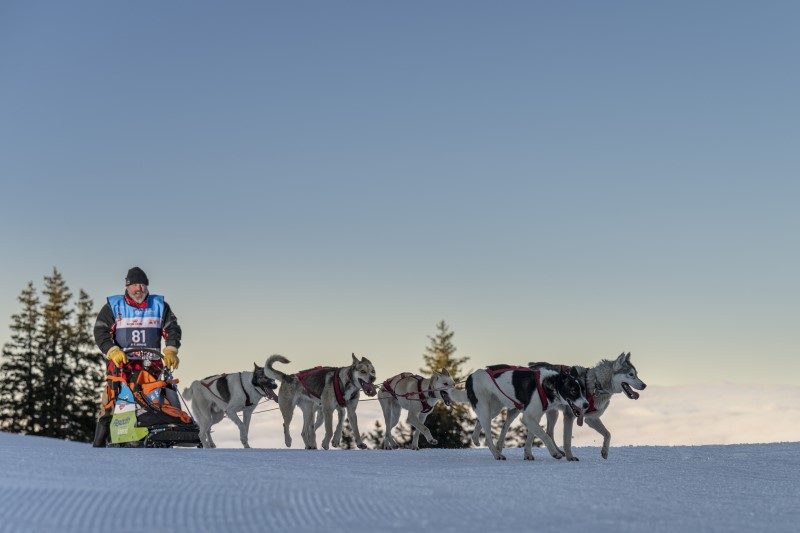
(378, 369, 456, 450)
(183, 362, 278, 449)
(265, 353, 377, 450)
(537, 352, 646, 459)
(466, 364, 588, 460)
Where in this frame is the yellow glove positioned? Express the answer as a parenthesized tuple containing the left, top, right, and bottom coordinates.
(107, 346, 127, 367)
(162, 346, 180, 370)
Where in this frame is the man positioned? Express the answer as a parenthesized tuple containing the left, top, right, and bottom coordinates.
(92, 266, 182, 447)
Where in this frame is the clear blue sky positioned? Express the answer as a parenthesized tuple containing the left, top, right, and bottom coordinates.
(1, 1, 798, 386)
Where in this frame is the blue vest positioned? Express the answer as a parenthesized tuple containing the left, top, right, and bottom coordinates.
(108, 294, 165, 360)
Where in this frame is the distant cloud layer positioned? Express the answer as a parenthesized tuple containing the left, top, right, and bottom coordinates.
(205, 383, 800, 449)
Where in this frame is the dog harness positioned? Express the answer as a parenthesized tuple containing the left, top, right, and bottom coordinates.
(382, 373, 434, 413)
(295, 367, 349, 407)
(484, 366, 548, 411)
(200, 373, 261, 407)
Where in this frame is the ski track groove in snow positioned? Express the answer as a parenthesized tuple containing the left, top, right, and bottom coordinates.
(1, 433, 799, 532)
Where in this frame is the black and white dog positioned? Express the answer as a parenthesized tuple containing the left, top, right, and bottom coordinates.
(466, 364, 588, 461)
(183, 362, 278, 449)
(490, 352, 647, 460)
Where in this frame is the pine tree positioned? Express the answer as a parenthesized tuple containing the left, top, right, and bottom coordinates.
(67, 290, 103, 441)
(416, 320, 473, 449)
(0, 269, 101, 442)
(0, 283, 42, 433)
(38, 268, 74, 438)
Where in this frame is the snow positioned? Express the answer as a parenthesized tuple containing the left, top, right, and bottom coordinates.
(1, 431, 798, 532)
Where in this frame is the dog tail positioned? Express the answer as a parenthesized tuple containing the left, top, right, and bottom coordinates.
(465, 374, 477, 407)
(182, 385, 193, 402)
(265, 354, 292, 382)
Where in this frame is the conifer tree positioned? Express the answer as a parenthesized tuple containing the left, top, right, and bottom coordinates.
(415, 320, 472, 448)
(38, 268, 74, 438)
(68, 290, 103, 441)
(0, 269, 101, 442)
(0, 283, 42, 433)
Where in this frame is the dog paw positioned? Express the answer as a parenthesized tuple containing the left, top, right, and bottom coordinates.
(601, 449, 609, 459)
(305, 445, 317, 450)
(495, 454, 507, 461)
(428, 438, 438, 445)
(551, 451, 565, 460)
(357, 443, 368, 450)
(567, 456, 579, 462)
(524, 453, 535, 461)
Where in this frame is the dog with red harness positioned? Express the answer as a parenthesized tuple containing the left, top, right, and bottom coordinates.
(378, 369, 456, 450)
(466, 364, 588, 461)
(265, 353, 377, 450)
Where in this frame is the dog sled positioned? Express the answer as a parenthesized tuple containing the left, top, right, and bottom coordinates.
(103, 349, 201, 448)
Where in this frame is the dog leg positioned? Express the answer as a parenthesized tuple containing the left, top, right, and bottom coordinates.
(407, 409, 436, 448)
(380, 398, 397, 449)
(475, 399, 505, 460)
(242, 407, 255, 449)
(522, 410, 564, 460)
(320, 405, 335, 450)
(300, 401, 318, 449)
(561, 409, 578, 461)
(497, 408, 520, 450)
(585, 416, 611, 459)
(545, 409, 558, 440)
(345, 402, 367, 449)
(225, 409, 250, 449)
(332, 408, 345, 448)
(279, 393, 296, 448)
(387, 401, 403, 449)
(471, 419, 482, 446)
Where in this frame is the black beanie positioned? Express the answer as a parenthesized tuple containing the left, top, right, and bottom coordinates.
(125, 267, 149, 286)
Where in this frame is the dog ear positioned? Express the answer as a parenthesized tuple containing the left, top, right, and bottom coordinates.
(352, 353, 359, 364)
(441, 367, 450, 377)
(613, 352, 627, 370)
(570, 367, 579, 379)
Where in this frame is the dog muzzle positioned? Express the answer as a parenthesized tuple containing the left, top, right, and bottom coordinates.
(359, 379, 377, 396)
(621, 382, 640, 400)
(440, 390, 452, 406)
(569, 401, 585, 426)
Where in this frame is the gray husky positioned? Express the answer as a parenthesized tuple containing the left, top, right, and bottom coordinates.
(378, 370, 456, 450)
(466, 364, 589, 460)
(183, 362, 278, 449)
(265, 353, 377, 450)
(488, 352, 647, 460)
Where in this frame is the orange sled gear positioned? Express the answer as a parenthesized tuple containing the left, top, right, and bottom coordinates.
(104, 353, 201, 448)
